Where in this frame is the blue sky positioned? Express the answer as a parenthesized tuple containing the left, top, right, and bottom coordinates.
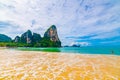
(0, 0, 120, 46)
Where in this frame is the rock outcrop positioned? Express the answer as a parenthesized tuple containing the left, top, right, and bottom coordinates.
(32, 33, 41, 43)
(21, 30, 32, 44)
(44, 25, 61, 47)
(14, 36, 20, 43)
(13, 25, 61, 47)
(44, 25, 60, 42)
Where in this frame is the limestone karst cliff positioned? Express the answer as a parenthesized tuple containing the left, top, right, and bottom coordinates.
(19, 30, 33, 44)
(43, 25, 61, 47)
(32, 33, 42, 44)
(44, 25, 60, 42)
(13, 25, 61, 47)
(14, 36, 20, 43)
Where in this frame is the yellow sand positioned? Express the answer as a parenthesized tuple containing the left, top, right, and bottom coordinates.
(0, 49, 120, 80)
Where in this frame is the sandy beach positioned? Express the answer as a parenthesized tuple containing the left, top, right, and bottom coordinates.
(0, 48, 120, 80)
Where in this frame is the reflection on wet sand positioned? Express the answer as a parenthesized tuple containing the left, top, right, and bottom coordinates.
(0, 49, 120, 80)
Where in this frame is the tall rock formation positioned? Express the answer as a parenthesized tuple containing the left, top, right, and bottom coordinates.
(12, 25, 61, 47)
(32, 33, 41, 43)
(44, 25, 61, 47)
(21, 30, 32, 44)
(14, 30, 42, 44)
(44, 25, 60, 42)
(14, 36, 20, 43)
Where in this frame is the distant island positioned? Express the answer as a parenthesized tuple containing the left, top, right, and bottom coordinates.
(0, 25, 61, 47)
(64, 44, 81, 47)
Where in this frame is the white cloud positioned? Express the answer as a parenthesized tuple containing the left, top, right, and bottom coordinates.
(70, 42, 91, 46)
(0, 0, 120, 45)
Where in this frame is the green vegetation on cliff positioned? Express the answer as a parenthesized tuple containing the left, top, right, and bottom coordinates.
(0, 34, 12, 42)
(0, 25, 61, 47)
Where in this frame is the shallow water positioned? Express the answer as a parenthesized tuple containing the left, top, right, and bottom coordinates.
(16, 46, 120, 55)
(0, 49, 120, 80)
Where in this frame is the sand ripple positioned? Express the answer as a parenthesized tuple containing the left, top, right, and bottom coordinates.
(0, 49, 120, 80)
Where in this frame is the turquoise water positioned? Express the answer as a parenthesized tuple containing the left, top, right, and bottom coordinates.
(16, 46, 120, 55)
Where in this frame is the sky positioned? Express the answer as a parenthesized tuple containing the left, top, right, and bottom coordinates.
(0, 0, 120, 46)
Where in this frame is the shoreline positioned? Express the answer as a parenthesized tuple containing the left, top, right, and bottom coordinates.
(3, 47, 119, 56)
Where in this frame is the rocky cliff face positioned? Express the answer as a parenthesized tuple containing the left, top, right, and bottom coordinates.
(44, 25, 60, 42)
(44, 25, 61, 47)
(14, 36, 20, 43)
(21, 30, 33, 44)
(14, 30, 42, 44)
(32, 33, 41, 43)
(13, 25, 61, 47)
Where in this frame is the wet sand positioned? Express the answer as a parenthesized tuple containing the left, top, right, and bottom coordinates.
(0, 49, 120, 80)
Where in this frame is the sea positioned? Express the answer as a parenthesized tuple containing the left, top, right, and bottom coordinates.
(15, 46, 120, 55)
